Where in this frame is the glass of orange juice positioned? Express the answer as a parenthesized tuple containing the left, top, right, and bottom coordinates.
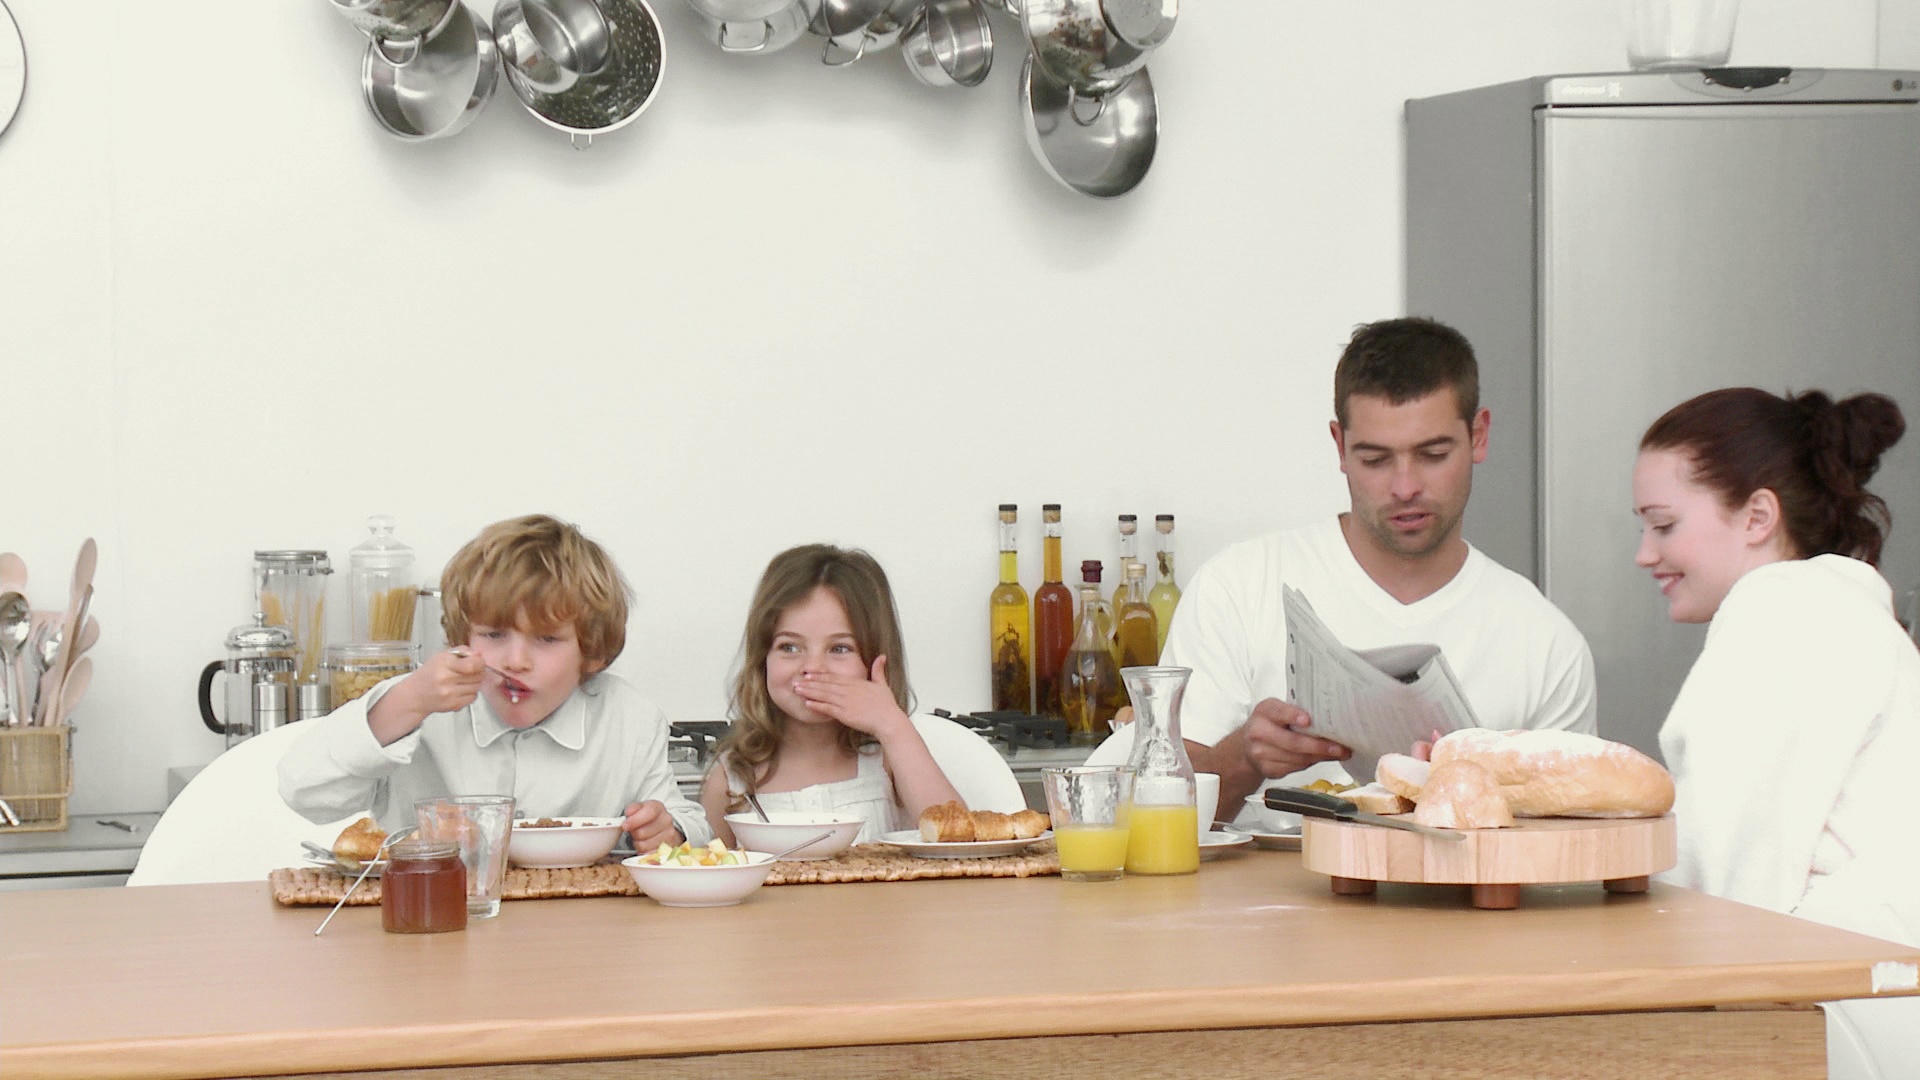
(1043, 766, 1134, 882)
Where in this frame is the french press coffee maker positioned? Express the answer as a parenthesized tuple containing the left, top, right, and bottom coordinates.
(198, 614, 297, 747)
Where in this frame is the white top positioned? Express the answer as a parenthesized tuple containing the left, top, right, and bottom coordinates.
(724, 743, 905, 844)
(277, 671, 713, 846)
(1159, 518, 1597, 785)
(1659, 555, 1920, 950)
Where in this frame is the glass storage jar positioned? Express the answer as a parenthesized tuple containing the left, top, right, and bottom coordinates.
(349, 515, 417, 644)
(254, 550, 332, 685)
(382, 839, 468, 934)
(324, 641, 420, 706)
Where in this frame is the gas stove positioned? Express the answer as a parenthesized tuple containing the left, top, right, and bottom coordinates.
(667, 721, 731, 769)
(931, 708, 1072, 750)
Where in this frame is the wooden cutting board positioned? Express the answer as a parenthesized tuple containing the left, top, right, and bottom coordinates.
(1300, 814, 1677, 909)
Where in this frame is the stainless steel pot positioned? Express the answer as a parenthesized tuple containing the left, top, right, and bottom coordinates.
(686, 0, 797, 24)
(496, 0, 612, 93)
(331, 0, 462, 66)
(1020, 52, 1157, 198)
(687, 0, 815, 55)
(0, 1, 23, 142)
(363, 0, 499, 140)
(860, 0, 923, 52)
(901, 0, 991, 89)
(808, 0, 892, 66)
(497, 0, 665, 147)
(1022, 0, 1172, 96)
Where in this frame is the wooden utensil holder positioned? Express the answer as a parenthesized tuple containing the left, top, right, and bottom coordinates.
(0, 725, 73, 832)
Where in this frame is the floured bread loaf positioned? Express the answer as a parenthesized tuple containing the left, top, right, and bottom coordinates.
(1376, 754, 1429, 802)
(1341, 782, 1413, 816)
(1412, 759, 1513, 830)
(1431, 728, 1674, 818)
(918, 801, 1052, 843)
(332, 817, 387, 862)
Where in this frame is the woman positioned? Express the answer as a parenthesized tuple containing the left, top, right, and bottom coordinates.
(1634, 387, 1918, 1078)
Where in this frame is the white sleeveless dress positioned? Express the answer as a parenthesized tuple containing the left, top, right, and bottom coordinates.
(725, 744, 906, 844)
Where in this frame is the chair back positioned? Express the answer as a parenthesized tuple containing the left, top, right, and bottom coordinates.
(1083, 724, 1135, 768)
(909, 714, 1026, 813)
(128, 723, 359, 886)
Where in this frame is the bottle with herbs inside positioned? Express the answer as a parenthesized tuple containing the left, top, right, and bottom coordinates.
(1108, 514, 1140, 646)
(1147, 513, 1182, 649)
(1116, 561, 1159, 668)
(989, 504, 1032, 712)
(1059, 560, 1125, 743)
(1031, 504, 1073, 720)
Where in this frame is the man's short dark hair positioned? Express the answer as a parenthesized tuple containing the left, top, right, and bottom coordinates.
(1332, 316, 1480, 428)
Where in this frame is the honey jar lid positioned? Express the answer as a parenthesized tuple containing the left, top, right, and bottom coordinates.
(386, 839, 459, 862)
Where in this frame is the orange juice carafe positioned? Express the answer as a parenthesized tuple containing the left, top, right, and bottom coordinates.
(1122, 665, 1199, 875)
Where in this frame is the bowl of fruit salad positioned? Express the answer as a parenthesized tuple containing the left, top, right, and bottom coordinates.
(620, 839, 777, 907)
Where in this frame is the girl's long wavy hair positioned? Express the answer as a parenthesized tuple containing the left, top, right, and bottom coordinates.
(1640, 387, 1905, 564)
(719, 545, 912, 794)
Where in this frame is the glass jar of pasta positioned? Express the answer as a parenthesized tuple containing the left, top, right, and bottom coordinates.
(324, 641, 420, 707)
(254, 550, 332, 685)
(348, 515, 417, 644)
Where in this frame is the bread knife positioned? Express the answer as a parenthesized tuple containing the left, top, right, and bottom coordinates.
(1264, 787, 1466, 842)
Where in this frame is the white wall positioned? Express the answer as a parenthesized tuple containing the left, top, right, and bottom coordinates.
(0, 0, 1903, 812)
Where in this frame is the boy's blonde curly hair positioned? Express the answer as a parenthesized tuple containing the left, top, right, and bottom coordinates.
(440, 515, 631, 672)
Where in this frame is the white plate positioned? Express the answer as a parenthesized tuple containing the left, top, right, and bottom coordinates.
(876, 830, 1051, 859)
(302, 853, 387, 877)
(1222, 823, 1302, 852)
(1198, 830, 1254, 860)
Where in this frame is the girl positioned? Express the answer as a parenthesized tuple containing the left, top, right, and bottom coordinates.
(1633, 387, 1917, 1078)
(700, 545, 964, 845)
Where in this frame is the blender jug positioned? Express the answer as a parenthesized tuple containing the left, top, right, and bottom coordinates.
(198, 614, 296, 747)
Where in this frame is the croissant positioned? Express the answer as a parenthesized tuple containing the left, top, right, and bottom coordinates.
(917, 801, 1054, 843)
(332, 817, 388, 863)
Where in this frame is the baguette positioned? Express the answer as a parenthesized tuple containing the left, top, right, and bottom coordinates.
(1411, 759, 1513, 830)
(1431, 728, 1674, 818)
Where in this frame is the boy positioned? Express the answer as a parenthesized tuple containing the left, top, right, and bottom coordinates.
(279, 514, 710, 851)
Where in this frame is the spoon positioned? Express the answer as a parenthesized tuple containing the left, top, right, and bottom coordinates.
(448, 648, 528, 704)
(744, 789, 771, 822)
(0, 591, 29, 727)
(315, 825, 417, 936)
(764, 830, 836, 862)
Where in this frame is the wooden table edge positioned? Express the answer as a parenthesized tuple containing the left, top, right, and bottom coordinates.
(9, 965, 1913, 1080)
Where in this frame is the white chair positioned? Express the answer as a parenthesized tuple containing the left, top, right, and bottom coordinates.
(128, 723, 360, 886)
(910, 714, 1026, 813)
(1083, 724, 1135, 767)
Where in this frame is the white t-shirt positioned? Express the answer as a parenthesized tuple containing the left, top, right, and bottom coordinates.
(277, 670, 713, 845)
(1159, 517, 1596, 785)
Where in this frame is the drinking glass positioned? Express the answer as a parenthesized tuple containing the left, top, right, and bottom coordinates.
(1043, 766, 1133, 882)
(415, 795, 515, 918)
(1625, 0, 1739, 71)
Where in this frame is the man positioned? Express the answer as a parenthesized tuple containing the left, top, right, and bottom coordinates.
(1163, 317, 1597, 814)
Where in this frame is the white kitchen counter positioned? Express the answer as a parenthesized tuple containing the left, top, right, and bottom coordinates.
(0, 811, 158, 890)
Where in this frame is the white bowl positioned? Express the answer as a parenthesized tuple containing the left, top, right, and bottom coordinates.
(1242, 793, 1304, 834)
(508, 816, 625, 869)
(722, 812, 863, 861)
(620, 851, 777, 907)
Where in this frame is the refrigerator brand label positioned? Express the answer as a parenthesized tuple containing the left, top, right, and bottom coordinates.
(1557, 82, 1623, 100)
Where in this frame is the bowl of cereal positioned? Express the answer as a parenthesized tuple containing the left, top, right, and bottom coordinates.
(508, 816, 626, 869)
(621, 840, 777, 907)
(722, 812, 863, 861)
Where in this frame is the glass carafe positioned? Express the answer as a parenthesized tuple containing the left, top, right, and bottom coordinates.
(1122, 665, 1199, 875)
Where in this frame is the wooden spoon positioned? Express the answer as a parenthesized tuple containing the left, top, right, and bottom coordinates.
(50, 655, 90, 728)
(72, 616, 99, 658)
(0, 552, 25, 594)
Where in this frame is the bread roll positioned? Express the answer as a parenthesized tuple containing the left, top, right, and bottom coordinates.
(1376, 754, 1429, 802)
(1431, 728, 1674, 818)
(1341, 782, 1413, 816)
(918, 801, 974, 843)
(1009, 809, 1051, 839)
(1411, 759, 1514, 830)
(972, 811, 1016, 842)
(332, 817, 387, 863)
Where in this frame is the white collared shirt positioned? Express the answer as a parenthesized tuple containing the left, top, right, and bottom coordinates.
(278, 671, 712, 845)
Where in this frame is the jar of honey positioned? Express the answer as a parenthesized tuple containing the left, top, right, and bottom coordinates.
(382, 840, 467, 934)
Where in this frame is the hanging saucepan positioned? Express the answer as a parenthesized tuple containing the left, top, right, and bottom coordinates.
(0, 0, 23, 143)
(1019, 52, 1156, 198)
(685, 0, 817, 55)
(1022, 0, 1172, 99)
(496, 0, 613, 93)
(1096, 0, 1176, 51)
(331, 0, 462, 67)
(901, 0, 991, 89)
(859, 0, 923, 53)
(496, 0, 665, 148)
(808, 0, 892, 67)
(362, 1, 500, 140)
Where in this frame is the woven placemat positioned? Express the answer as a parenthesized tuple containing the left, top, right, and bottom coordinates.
(270, 842, 1059, 906)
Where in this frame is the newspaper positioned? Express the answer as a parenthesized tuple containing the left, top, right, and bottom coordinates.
(1282, 586, 1480, 783)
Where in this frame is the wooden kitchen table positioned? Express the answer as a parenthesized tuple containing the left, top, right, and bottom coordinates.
(4, 851, 1915, 1080)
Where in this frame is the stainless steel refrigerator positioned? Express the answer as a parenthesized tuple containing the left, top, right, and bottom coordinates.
(1406, 68, 1920, 759)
